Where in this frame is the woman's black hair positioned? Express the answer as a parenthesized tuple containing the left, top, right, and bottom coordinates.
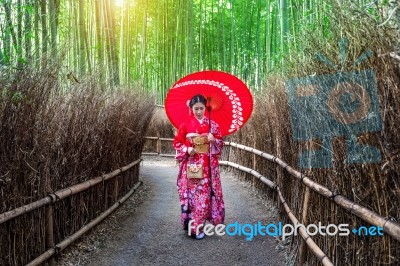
(189, 94, 207, 108)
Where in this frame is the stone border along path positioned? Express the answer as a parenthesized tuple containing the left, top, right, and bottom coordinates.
(61, 159, 288, 266)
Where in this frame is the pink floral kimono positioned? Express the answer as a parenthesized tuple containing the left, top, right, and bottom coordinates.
(173, 115, 225, 234)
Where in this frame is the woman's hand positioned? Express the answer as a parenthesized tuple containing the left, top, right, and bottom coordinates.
(207, 133, 216, 143)
(188, 147, 196, 156)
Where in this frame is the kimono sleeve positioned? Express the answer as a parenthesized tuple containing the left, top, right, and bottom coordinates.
(173, 123, 189, 161)
(210, 121, 224, 156)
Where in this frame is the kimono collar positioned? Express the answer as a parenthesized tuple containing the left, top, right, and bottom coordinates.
(190, 116, 209, 134)
(196, 117, 204, 124)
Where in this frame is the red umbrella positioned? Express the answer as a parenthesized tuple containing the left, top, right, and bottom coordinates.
(165, 70, 253, 136)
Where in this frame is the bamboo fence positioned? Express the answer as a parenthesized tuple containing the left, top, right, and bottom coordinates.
(0, 158, 142, 265)
(143, 136, 176, 157)
(224, 141, 400, 242)
(144, 136, 400, 264)
(4, 135, 397, 264)
(219, 161, 333, 266)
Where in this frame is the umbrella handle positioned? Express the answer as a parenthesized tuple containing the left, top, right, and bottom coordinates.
(208, 110, 213, 200)
(206, 97, 212, 112)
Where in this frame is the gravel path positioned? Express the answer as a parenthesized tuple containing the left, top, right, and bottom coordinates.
(61, 158, 287, 265)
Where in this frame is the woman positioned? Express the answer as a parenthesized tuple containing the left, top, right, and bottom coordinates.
(173, 94, 225, 240)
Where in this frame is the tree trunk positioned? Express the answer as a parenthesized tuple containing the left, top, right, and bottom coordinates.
(78, 0, 86, 74)
(24, 0, 32, 60)
(109, 0, 119, 86)
(72, 0, 79, 71)
(119, 0, 125, 84)
(280, 0, 289, 66)
(125, 0, 131, 84)
(33, 0, 40, 61)
(95, 0, 104, 80)
(104, 0, 119, 87)
(40, 0, 48, 56)
(3, 0, 19, 57)
(48, 0, 58, 59)
(17, 0, 23, 62)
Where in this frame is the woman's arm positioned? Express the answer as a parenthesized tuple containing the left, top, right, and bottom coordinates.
(173, 123, 190, 161)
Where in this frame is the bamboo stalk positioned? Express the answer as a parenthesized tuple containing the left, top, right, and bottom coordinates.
(275, 134, 283, 195)
(114, 176, 119, 202)
(224, 141, 400, 242)
(159, 137, 174, 141)
(0, 197, 52, 224)
(334, 195, 400, 241)
(276, 187, 333, 266)
(156, 133, 161, 154)
(45, 171, 55, 266)
(45, 205, 55, 266)
(0, 158, 142, 224)
(299, 187, 311, 265)
(142, 152, 160, 156)
(159, 154, 176, 158)
(26, 181, 142, 266)
(252, 139, 257, 185)
(144, 136, 158, 140)
(219, 161, 276, 189)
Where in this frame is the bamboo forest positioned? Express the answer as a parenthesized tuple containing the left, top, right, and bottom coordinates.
(0, 0, 399, 265)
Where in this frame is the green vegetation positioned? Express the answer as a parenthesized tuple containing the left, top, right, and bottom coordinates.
(1, 0, 399, 265)
(1, 1, 397, 102)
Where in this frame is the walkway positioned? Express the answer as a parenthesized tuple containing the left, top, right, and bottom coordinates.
(68, 159, 287, 265)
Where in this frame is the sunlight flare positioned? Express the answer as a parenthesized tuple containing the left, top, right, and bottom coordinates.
(114, 0, 125, 7)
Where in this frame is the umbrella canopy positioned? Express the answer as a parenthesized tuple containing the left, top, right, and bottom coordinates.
(165, 70, 253, 136)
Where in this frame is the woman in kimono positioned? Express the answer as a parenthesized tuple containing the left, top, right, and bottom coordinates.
(173, 94, 225, 240)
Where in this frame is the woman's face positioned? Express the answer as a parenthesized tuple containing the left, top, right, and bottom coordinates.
(192, 102, 206, 120)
